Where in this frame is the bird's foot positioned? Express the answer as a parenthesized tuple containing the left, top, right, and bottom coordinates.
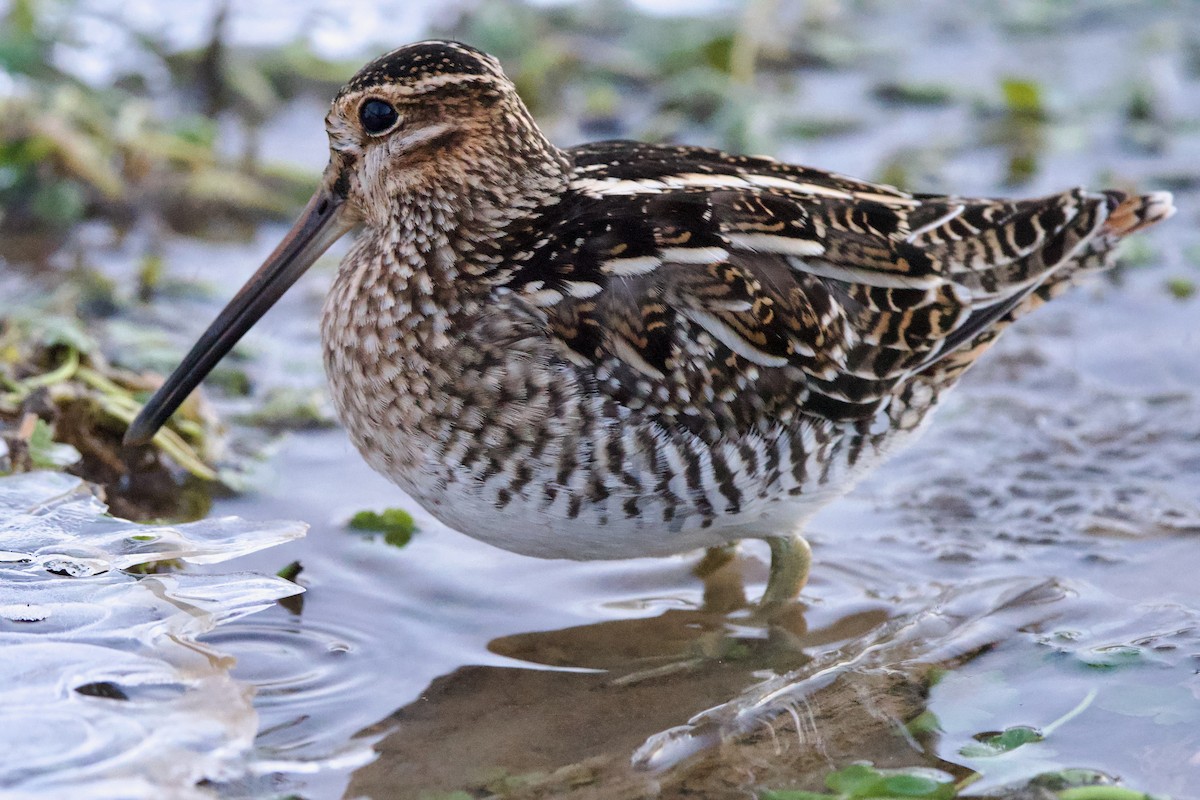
(759, 534, 812, 609)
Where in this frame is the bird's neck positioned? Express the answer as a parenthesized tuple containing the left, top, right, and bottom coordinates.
(320, 144, 571, 478)
(323, 143, 569, 353)
(386, 142, 569, 288)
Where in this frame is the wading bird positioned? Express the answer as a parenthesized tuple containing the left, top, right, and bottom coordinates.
(126, 41, 1174, 607)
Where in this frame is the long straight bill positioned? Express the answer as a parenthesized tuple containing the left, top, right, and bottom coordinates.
(124, 188, 352, 446)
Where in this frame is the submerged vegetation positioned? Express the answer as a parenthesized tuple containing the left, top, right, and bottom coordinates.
(0, 296, 220, 518)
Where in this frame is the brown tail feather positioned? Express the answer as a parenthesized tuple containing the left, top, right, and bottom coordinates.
(1102, 190, 1176, 237)
(914, 189, 1175, 391)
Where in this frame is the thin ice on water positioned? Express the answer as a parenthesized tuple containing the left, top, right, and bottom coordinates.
(0, 471, 306, 799)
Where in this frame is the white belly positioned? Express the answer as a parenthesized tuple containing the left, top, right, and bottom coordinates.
(366, 414, 929, 562)
(405, 469, 832, 560)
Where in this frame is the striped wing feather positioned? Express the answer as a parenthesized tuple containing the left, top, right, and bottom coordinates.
(497, 142, 1167, 431)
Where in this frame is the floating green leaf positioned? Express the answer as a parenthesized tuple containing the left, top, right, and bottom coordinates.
(1001, 77, 1046, 120)
(959, 725, 1044, 757)
(235, 387, 334, 430)
(880, 772, 954, 798)
(1029, 768, 1112, 791)
(773, 763, 959, 799)
(349, 508, 417, 548)
(1078, 644, 1145, 670)
(1058, 788, 1165, 800)
(1165, 277, 1195, 300)
(905, 709, 942, 736)
(825, 764, 883, 796)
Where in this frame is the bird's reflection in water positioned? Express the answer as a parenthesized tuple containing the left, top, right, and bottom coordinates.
(345, 551, 892, 799)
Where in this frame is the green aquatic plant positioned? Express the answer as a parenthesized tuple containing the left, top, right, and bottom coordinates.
(958, 724, 1044, 758)
(1116, 237, 1159, 269)
(1164, 277, 1196, 300)
(760, 763, 957, 799)
(348, 508, 418, 548)
(234, 387, 334, 431)
(1000, 77, 1047, 121)
(873, 82, 957, 108)
(759, 761, 1167, 799)
(276, 560, 303, 581)
(0, 304, 220, 488)
(18, 416, 81, 470)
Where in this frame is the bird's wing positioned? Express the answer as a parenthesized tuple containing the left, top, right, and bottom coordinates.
(494, 142, 1140, 429)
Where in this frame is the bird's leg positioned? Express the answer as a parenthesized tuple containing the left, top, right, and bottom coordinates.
(760, 534, 812, 608)
(693, 544, 747, 613)
(617, 539, 810, 686)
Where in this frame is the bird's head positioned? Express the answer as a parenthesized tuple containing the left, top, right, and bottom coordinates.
(323, 40, 557, 227)
(124, 41, 554, 446)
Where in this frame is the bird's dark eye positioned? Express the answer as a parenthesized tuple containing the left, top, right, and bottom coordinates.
(359, 99, 399, 135)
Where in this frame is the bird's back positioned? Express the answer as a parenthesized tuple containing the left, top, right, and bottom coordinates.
(493, 141, 1173, 440)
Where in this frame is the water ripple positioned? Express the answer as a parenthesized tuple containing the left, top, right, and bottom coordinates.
(0, 472, 304, 798)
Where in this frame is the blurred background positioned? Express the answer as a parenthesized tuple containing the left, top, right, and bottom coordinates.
(2, 2, 1199, 800)
(5, 0, 1198, 244)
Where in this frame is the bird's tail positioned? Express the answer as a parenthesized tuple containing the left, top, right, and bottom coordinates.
(1046, 189, 1176, 286)
(1100, 190, 1176, 238)
(917, 188, 1175, 388)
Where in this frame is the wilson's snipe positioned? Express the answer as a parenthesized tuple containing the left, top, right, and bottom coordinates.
(126, 41, 1174, 606)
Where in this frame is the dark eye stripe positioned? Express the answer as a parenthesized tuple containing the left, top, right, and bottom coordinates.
(359, 99, 399, 135)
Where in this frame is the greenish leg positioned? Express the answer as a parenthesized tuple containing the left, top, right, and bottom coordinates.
(760, 534, 812, 608)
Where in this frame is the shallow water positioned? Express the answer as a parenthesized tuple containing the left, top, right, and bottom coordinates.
(5, 1, 1200, 798)
(0, 472, 304, 799)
